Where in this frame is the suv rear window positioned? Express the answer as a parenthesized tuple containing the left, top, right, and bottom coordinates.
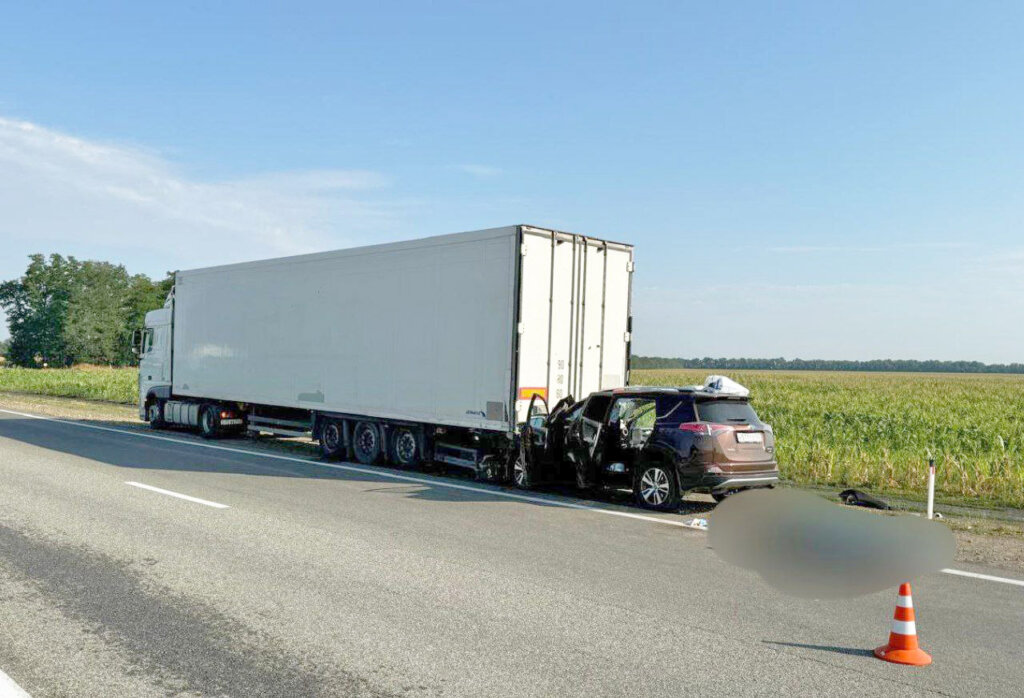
(653, 396, 696, 427)
(696, 399, 760, 425)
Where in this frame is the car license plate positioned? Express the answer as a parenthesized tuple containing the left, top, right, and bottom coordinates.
(736, 431, 763, 444)
(220, 418, 243, 426)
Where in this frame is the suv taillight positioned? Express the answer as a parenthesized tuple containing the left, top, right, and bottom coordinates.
(679, 422, 734, 435)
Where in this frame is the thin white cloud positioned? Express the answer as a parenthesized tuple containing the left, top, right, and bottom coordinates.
(983, 247, 1024, 270)
(454, 163, 502, 178)
(0, 116, 399, 268)
(0, 116, 418, 340)
(771, 242, 968, 253)
(235, 169, 390, 192)
(961, 247, 1024, 295)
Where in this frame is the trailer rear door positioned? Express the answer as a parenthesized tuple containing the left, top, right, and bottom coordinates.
(514, 227, 633, 423)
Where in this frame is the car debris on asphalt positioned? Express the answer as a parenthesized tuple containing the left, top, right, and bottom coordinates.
(839, 488, 893, 510)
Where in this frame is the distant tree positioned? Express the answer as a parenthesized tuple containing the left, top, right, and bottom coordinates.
(0, 254, 174, 367)
(64, 261, 134, 365)
(0, 254, 80, 367)
(127, 272, 173, 329)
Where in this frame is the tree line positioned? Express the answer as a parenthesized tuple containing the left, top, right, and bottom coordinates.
(0, 254, 173, 367)
(631, 355, 1024, 374)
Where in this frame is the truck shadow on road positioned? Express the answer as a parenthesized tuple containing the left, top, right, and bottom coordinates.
(0, 417, 717, 518)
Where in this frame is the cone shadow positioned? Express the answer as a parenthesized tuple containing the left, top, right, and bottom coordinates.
(763, 641, 875, 657)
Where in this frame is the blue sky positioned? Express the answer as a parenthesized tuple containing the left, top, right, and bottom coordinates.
(1, 2, 1022, 362)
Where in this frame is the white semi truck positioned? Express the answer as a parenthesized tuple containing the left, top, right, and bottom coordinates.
(137, 225, 634, 477)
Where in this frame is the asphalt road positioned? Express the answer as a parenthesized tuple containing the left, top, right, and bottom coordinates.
(0, 409, 1021, 697)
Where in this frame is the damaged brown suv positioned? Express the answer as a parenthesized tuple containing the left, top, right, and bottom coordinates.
(514, 381, 779, 511)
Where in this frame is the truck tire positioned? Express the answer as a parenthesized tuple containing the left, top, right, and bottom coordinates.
(199, 405, 220, 440)
(146, 400, 165, 429)
(634, 463, 680, 511)
(390, 427, 420, 468)
(353, 421, 381, 464)
(319, 419, 345, 460)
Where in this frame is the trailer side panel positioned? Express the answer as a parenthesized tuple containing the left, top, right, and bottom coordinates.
(172, 227, 519, 431)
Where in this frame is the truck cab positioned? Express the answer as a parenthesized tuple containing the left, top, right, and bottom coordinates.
(137, 306, 172, 421)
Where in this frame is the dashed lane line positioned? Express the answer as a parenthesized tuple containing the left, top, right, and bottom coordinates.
(125, 481, 230, 509)
(0, 667, 32, 698)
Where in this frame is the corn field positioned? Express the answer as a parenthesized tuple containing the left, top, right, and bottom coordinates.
(0, 365, 138, 404)
(632, 369, 1024, 508)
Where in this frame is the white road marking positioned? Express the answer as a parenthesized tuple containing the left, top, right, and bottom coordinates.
(2, 407, 1024, 590)
(0, 667, 32, 698)
(125, 481, 230, 509)
(940, 568, 1024, 588)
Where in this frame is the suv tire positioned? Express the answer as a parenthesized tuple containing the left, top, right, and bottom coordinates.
(512, 450, 533, 489)
(634, 463, 679, 511)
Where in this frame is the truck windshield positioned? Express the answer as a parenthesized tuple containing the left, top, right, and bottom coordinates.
(696, 399, 760, 424)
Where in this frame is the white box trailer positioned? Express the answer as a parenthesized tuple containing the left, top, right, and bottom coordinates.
(138, 225, 634, 473)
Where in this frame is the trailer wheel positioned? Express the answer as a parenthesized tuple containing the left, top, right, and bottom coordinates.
(319, 420, 345, 460)
(391, 427, 420, 468)
(146, 399, 165, 429)
(352, 421, 381, 464)
(199, 405, 219, 439)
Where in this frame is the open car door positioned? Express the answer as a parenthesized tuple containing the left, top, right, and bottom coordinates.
(513, 393, 550, 489)
(568, 394, 613, 488)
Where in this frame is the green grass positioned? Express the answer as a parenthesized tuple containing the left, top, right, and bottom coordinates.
(0, 365, 137, 404)
(631, 369, 1024, 508)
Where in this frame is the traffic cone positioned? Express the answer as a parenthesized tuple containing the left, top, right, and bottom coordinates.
(874, 583, 932, 666)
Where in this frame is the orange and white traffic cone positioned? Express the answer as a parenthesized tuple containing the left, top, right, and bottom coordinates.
(874, 582, 932, 666)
